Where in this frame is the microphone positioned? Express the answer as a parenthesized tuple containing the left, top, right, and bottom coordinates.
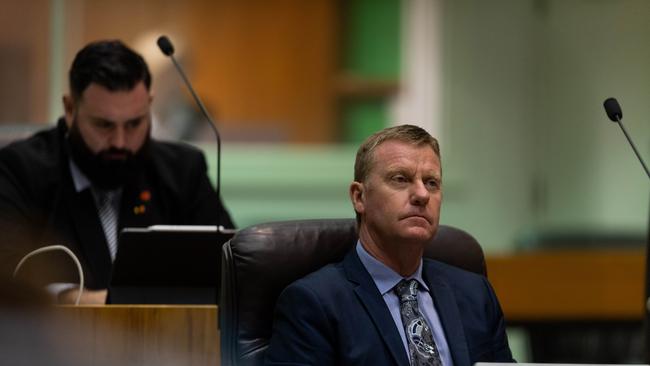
(602, 97, 650, 180)
(157, 35, 226, 231)
(604, 97, 650, 362)
(157, 36, 174, 56)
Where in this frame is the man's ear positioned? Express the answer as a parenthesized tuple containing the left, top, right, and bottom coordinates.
(62, 95, 75, 127)
(349, 181, 365, 215)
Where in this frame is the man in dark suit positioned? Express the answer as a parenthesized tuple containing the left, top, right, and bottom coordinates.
(265, 125, 514, 365)
(0, 40, 234, 304)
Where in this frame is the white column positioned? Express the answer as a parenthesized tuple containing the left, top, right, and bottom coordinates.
(48, 0, 66, 123)
(389, 0, 443, 139)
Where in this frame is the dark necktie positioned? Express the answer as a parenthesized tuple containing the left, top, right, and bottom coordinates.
(97, 190, 119, 260)
(394, 279, 442, 366)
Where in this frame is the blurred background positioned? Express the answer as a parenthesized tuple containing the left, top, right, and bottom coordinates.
(1, 0, 649, 362)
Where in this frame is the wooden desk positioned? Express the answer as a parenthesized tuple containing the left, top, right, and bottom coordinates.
(486, 249, 646, 322)
(42, 251, 644, 365)
(55, 305, 219, 366)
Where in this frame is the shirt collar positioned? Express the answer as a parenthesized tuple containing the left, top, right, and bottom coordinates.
(68, 158, 91, 193)
(356, 240, 429, 295)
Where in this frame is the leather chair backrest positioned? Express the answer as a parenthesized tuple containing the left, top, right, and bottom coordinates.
(219, 218, 485, 366)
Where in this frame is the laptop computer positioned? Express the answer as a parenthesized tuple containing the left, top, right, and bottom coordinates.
(108, 225, 235, 304)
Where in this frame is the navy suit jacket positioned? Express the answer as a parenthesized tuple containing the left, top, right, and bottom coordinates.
(265, 248, 514, 366)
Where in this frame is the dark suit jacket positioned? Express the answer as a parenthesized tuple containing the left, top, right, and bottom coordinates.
(265, 248, 514, 366)
(0, 119, 234, 289)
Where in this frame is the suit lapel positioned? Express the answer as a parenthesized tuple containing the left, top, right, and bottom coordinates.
(64, 183, 112, 287)
(343, 250, 410, 366)
(62, 159, 160, 287)
(423, 262, 471, 366)
(56, 125, 112, 287)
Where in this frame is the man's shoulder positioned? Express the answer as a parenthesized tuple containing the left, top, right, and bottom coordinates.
(297, 261, 345, 284)
(150, 139, 204, 160)
(149, 139, 206, 168)
(145, 140, 211, 195)
(0, 126, 62, 173)
(424, 258, 484, 278)
(423, 258, 489, 292)
(285, 261, 350, 298)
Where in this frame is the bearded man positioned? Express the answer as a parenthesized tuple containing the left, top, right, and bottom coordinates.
(0, 40, 234, 303)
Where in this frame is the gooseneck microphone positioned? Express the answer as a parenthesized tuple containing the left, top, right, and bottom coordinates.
(157, 35, 226, 231)
(604, 97, 650, 363)
(602, 97, 650, 180)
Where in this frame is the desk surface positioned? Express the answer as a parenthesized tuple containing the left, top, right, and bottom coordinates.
(486, 249, 646, 322)
(44, 250, 645, 365)
(57, 305, 219, 366)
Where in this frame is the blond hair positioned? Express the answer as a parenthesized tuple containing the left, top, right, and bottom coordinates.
(354, 124, 440, 183)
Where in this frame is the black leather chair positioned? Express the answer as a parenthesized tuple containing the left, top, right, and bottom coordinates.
(219, 218, 486, 366)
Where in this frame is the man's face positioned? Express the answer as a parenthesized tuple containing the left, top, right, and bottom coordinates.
(350, 140, 442, 246)
(64, 81, 152, 157)
(63, 81, 152, 189)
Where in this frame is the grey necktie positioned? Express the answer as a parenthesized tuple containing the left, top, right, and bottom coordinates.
(394, 279, 442, 366)
(96, 190, 119, 260)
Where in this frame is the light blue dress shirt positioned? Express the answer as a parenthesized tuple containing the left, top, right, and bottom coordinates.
(356, 241, 453, 366)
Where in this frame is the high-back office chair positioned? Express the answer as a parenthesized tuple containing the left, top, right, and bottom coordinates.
(219, 218, 486, 366)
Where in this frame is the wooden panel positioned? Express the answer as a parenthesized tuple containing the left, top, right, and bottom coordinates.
(186, 0, 339, 142)
(0, 0, 50, 123)
(486, 249, 646, 321)
(76, 0, 339, 143)
(81, 0, 191, 43)
(56, 305, 219, 366)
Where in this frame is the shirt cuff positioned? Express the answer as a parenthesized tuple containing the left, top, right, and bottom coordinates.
(45, 283, 79, 302)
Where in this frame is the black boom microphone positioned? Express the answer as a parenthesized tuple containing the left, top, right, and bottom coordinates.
(603, 97, 650, 180)
(156, 35, 226, 231)
(603, 97, 650, 363)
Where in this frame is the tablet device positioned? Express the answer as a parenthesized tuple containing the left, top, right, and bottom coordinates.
(108, 225, 235, 304)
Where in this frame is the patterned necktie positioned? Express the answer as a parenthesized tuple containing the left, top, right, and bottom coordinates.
(96, 190, 119, 261)
(394, 279, 442, 366)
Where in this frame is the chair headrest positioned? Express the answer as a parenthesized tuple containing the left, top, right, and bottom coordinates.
(220, 219, 485, 366)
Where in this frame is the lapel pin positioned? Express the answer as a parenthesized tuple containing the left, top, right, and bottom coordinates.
(139, 190, 151, 202)
(133, 204, 146, 215)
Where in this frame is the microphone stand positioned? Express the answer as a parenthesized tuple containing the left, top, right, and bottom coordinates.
(157, 36, 225, 232)
(612, 115, 650, 180)
(603, 97, 650, 361)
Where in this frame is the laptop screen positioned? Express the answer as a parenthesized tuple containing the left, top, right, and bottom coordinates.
(108, 225, 235, 304)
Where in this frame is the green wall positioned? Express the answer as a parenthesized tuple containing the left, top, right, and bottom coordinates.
(341, 0, 401, 143)
(202, 143, 357, 228)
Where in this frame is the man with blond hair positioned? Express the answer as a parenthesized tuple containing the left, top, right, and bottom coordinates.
(265, 124, 513, 366)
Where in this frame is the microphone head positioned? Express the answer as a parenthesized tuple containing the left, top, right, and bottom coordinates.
(603, 97, 623, 122)
(157, 36, 175, 56)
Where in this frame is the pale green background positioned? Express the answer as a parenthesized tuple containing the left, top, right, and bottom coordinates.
(198, 0, 649, 256)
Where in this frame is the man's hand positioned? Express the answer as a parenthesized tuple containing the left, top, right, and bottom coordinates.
(58, 288, 107, 304)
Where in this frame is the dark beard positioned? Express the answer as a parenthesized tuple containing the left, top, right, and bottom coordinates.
(66, 121, 151, 190)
